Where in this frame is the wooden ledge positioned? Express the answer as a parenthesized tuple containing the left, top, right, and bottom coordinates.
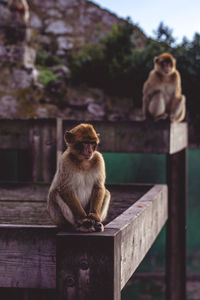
(0, 183, 167, 292)
(0, 119, 187, 154)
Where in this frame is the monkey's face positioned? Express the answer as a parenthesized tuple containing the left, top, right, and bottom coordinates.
(154, 53, 175, 76)
(160, 58, 172, 74)
(74, 141, 97, 160)
(64, 123, 99, 161)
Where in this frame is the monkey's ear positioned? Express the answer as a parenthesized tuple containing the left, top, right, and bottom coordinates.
(154, 56, 159, 64)
(96, 133, 100, 143)
(64, 131, 74, 144)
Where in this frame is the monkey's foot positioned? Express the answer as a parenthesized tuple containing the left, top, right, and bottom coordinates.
(76, 225, 95, 233)
(94, 221, 104, 232)
(76, 218, 95, 233)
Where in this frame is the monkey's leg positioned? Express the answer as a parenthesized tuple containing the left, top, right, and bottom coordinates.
(48, 191, 95, 232)
(89, 188, 111, 232)
(88, 185, 105, 222)
(58, 193, 96, 232)
(47, 191, 76, 227)
(100, 189, 111, 221)
(170, 95, 186, 123)
(148, 92, 167, 120)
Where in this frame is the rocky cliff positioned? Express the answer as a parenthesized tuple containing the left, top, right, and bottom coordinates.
(0, 0, 145, 120)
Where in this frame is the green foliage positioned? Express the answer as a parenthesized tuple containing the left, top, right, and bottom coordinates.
(36, 50, 62, 67)
(70, 21, 142, 100)
(69, 20, 174, 106)
(70, 19, 200, 124)
(153, 22, 175, 45)
(38, 68, 57, 87)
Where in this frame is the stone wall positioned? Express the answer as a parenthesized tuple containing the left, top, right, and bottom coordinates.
(29, 0, 144, 56)
(0, 0, 145, 119)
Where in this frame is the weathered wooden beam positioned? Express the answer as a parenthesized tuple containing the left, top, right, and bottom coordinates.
(57, 230, 121, 300)
(107, 184, 168, 290)
(56, 185, 167, 300)
(169, 122, 188, 154)
(63, 120, 188, 154)
(0, 184, 167, 296)
(0, 119, 188, 154)
(56, 118, 63, 167)
(166, 149, 187, 300)
(0, 226, 57, 289)
(0, 120, 30, 150)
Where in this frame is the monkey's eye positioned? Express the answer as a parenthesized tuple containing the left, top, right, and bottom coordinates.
(82, 141, 97, 146)
(74, 142, 84, 151)
(161, 59, 172, 66)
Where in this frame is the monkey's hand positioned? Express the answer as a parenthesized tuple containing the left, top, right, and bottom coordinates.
(88, 212, 101, 222)
(88, 213, 104, 232)
(75, 217, 95, 233)
(94, 221, 104, 232)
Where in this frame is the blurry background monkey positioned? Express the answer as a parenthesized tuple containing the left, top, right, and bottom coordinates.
(142, 53, 186, 122)
(47, 123, 110, 232)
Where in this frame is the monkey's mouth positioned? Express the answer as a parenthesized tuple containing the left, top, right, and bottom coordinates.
(84, 155, 92, 159)
(82, 153, 92, 160)
(163, 68, 171, 74)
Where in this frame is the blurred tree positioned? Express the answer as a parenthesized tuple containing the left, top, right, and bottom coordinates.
(153, 22, 175, 46)
(69, 18, 200, 130)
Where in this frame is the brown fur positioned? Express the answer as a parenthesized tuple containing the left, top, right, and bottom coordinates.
(143, 53, 186, 122)
(47, 123, 110, 232)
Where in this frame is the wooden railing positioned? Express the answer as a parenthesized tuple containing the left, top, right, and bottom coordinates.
(0, 119, 187, 300)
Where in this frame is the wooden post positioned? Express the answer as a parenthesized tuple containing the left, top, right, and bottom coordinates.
(56, 232, 121, 300)
(166, 148, 187, 300)
(42, 123, 56, 183)
(31, 123, 42, 182)
(56, 118, 63, 168)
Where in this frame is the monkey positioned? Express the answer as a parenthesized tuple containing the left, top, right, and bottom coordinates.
(142, 53, 186, 123)
(47, 123, 111, 233)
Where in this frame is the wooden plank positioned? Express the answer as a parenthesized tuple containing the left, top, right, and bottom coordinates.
(0, 183, 151, 226)
(56, 231, 121, 300)
(42, 123, 56, 183)
(107, 185, 168, 289)
(56, 118, 63, 167)
(0, 119, 188, 154)
(0, 184, 167, 292)
(63, 120, 172, 153)
(0, 120, 30, 150)
(166, 149, 187, 300)
(169, 122, 188, 154)
(0, 227, 58, 289)
(62, 120, 188, 154)
(31, 123, 42, 182)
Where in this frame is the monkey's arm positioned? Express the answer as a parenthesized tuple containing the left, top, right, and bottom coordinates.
(170, 95, 186, 122)
(142, 73, 161, 117)
(59, 189, 87, 222)
(89, 184, 105, 222)
(169, 72, 186, 122)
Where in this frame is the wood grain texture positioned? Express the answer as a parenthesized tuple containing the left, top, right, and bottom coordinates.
(169, 122, 188, 154)
(0, 183, 167, 293)
(0, 119, 187, 155)
(0, 227, 58, 288)
(0, 183, 150, 226)
(56, 232, 121, 300)
(166, 149, 187, 300)
(107, 185, 168, 289)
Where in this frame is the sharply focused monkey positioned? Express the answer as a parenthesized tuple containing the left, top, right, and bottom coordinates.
(142, 53, 186, 122)
(47, 123, 110, 232)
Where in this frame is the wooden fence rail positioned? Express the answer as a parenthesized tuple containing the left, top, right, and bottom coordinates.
(0, 119, 188, 300)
